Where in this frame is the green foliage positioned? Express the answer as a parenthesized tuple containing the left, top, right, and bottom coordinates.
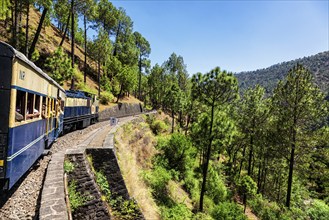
(248, 194, 282, 220)
(160, 203, 193, 220)
(150, 119, 168, 135)
(0, 0, 11, 20)
(76, 81, 98, 95)
(157, 133, 196, 178)
(68, 180, 88, 212)
(30, 49, 40, 62)
(271, 64, 328, 207)
(211, 202, 247, 220)
(99, 91, 114, 105)
(75, 27, 84, 46)
(206, 163, 228, 204)
(183, 168, 200, 202)
(192, 212, 214, 220)
(117, 199, 140, 219)
(142, 164, 172, 203)
(95, 171, 111, 202)
(307, 200, 329, 220)
(64, 160, 74, 173)
(238, 175, 257, 198)
(45, 47, 73, 85)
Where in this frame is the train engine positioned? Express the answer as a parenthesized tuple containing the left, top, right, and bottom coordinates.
(63, 90, 99, 133)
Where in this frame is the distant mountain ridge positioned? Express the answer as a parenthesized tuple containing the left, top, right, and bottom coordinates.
(235, 51, 329, 94)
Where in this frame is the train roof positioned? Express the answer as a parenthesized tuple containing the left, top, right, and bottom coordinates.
(0, 41, 65, 93)
(65, 90, 93, 99)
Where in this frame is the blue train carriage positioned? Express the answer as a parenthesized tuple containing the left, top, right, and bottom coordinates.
(63, 90, 99, 132)
(0, 41, 65, 190)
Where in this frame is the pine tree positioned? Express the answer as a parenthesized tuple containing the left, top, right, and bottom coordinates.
(271, 64, 328, 208)
(191, 67, 238, 211)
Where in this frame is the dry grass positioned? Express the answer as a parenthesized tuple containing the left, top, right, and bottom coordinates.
(114, 119, 160, 220)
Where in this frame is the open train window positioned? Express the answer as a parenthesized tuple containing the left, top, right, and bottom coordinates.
(27, 93, 34, 115)
(42, 97, 47, 118)
(35, 95, 40, 112)
(15, 90, 26, 122)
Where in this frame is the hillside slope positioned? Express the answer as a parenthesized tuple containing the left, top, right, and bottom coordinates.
(0, 7, 142, 106)
(0, 7, 100, 91)
(235, 51, 329, 94)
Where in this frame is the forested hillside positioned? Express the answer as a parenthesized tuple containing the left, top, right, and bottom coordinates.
(236, 51, 329, 94)
(0, 0, 150, 106)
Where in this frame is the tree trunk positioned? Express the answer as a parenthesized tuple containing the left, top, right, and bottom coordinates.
(11, 2, 14, 40)
(116, 84, 123, 103)
(185, 101, 194, 135)
(286, 135, 295, 208)
(59, 13, 70, 47)
(28, 7, 47, 59)
(13, 0, 18, 48)
(83, 14, 87, 84)
(113, 22, 121, 56)
(171, 110, 174, 133)
(248, 134, 253, 175)
(70, 0, 75, 90)
(98, 60, 101, 97)
(239, 144, 246, 175)
(286, 107, 297, 208)
(24, 1, 29, 56)
(199, 103, 215, 212)
(257, 161, 262, 193)
(262, 166, 267, 194)
(138, 54, 142, 100)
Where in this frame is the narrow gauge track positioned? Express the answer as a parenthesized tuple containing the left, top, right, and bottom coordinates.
(0, 120, 113, 220)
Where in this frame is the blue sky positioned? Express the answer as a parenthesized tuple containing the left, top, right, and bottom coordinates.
(110, 0, 329, 74)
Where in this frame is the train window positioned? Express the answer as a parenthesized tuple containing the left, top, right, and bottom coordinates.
(15, 90, 26, 122)
(26, 93, 34, 119)
(42, 97, 47, 118)
(34, 95, 41, 117)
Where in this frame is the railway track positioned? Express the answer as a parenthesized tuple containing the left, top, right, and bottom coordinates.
(0, 119, 121, 220)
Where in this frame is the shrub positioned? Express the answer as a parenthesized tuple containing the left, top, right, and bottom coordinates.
(150, 119, 168, 135)
(192, 212, 214, 220)
(307, 199, 329, 220)
(142, 164, 172, 202)
(64, 160, 74, 173)
(161, 203, 193, 220)
(158, 133, 196, 178)
(45, 47, 73, 85)
(68, 180, 88, 212)
(95, 171, 111, 202)
(183, 169, 200, 202)
(206, 163, 228, 204)
(100, 91, 114, 104)
(211, 202, 247, 220)
(30, 49, 40, 62)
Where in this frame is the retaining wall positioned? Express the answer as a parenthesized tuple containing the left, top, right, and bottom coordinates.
(87, 148, 144, 220)
(99, 103, 143, 121)
(66, 150, 110, 220)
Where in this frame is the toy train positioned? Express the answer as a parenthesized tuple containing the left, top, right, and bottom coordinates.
(0, 41, 99, 190)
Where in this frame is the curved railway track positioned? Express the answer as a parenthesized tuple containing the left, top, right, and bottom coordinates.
(0, 119, 121, 220)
